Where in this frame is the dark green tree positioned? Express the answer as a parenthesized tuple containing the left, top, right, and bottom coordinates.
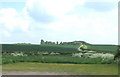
(60, 42, 63, 45)
(40, 39, 44, 45)
(56, 41, 59, 45)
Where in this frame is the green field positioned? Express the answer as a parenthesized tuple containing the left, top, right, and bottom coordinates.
(87, 45, 118, 52)
(2, 63, 118, 75)
(2, 43, 118, 64)
(1, 42, 119, 75)
(2, 44, 118, 53)
(2, 44, 79, 54)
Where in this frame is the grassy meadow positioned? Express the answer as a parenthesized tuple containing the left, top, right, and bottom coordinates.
(2, 62, 118, 75)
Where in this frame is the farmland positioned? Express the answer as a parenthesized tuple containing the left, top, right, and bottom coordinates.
(1, 40, 119, 64)
(2, 41, 118, 54)
(1, 41, 119, 75)
(86, 44, 118, 52)
(2, 44, 79, 54)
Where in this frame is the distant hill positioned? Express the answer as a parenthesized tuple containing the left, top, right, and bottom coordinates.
(2, 40, 118, 53)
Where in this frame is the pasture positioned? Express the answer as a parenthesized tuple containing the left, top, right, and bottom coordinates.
(2, 62, 118, 75)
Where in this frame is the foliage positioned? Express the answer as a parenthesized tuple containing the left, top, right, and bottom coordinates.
(72, 53, 115, 63)
(2, 44, 79, 54)
(2, 54, 116, 64)
(40, 39, 86, 45)
(1, 42, 118, 64)
(16, 43, 31, 45)
(3, 63, 118, 75)
(85, 44, 118, 52)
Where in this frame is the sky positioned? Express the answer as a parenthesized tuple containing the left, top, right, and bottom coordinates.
(0, 0, 119, 44)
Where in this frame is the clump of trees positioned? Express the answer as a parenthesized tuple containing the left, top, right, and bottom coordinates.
(16, 43, 31, 45)
(40, 39, 56, 45)
(40, 39, 86, 45)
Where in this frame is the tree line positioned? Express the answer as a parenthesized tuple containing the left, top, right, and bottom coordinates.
(40, 39, 85, 45)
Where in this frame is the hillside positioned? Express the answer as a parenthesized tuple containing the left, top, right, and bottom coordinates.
(1, 40, 118, 54)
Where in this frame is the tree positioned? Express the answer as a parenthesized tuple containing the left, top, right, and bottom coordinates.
(16, 43, 31, 45)
(40, 39, 44, 45)
(60, 42, 63, 45)
(114, 46, 120, 61)
(56, 41, 59, 45)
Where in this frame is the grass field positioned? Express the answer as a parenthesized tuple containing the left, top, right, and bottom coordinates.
(2, 62, 118, 75)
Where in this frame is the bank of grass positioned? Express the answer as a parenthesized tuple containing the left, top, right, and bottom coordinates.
(2, 55, 116, 64)
(2, 62, 118, 75)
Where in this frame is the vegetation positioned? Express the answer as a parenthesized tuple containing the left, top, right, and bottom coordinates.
(2, 63, 118, 75)
(2, 53, 116, 64)
(86, 44, 118, 52)
(40, 39, 85, 45)
(2, 40, 119, 64)
(2, 44, 79, 54)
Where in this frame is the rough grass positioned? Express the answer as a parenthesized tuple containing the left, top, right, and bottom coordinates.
(2, 55, 116, 64)
(2, 62, 118, 75)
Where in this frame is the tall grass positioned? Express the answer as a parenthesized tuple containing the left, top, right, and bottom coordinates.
(2, 54, 116, 64)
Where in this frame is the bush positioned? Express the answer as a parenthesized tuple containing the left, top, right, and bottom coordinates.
(2, 54, 115, 64)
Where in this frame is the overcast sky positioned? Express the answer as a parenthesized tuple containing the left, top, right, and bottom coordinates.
(0, 0, 118, 44)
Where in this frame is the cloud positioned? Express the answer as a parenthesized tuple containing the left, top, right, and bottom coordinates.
(0, 7, 45, 44)
(0, 1, 118, 44)
(84, 2, 117, 12)
(41, 6, 118, 44)
(26, 0, 86, 24)
(0, 8, 31, 44)
(0, 8, 19, 31)
(25, 0, 118, 44)
(0, 8, 30, 32)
